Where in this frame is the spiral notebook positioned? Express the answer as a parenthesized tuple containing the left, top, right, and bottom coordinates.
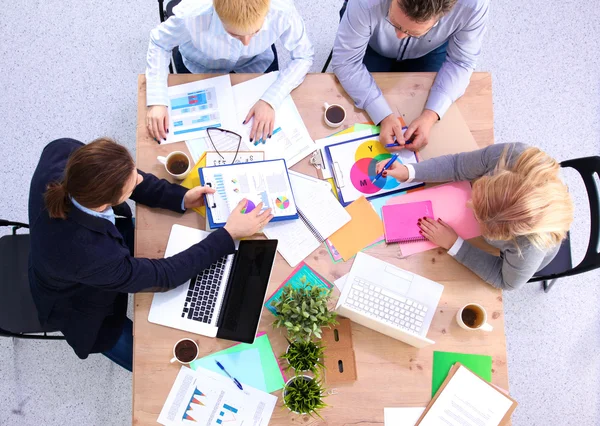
(382, 201, 434, 243)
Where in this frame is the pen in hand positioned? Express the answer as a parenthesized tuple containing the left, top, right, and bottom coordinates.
(215, 360, 244, 391)
(371, 153, 400, 184)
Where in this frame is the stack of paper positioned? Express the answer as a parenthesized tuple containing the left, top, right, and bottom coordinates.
(264, 171, 351, 267)
(158, 366, 277, 426)
(189, 332, 285, 394)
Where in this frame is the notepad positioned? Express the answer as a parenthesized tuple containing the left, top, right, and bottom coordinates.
(263, 171, 351, 267)
(386, 181, 481, 257)
(382, 201, 433, 243)
(327, 196, 384, 261)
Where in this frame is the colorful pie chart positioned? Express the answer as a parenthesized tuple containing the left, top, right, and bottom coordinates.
(241, 200, 256, 214)
(350, 140, 402, 194)
(275, 196, 290, 209)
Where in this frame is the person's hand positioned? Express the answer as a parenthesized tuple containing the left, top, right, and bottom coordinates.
(375, 160, 409, 182)
(244, 100, 275, 144)
(183, 185, 215, 209)
(379, 114, 406, 151)
(403, 109, 438, 151)
(146, 105, 169, 142)
(417, 217, 458, 250)
(224, 199, 274, 239)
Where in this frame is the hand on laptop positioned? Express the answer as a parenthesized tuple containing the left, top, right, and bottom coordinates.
(224, 199, 274, 239)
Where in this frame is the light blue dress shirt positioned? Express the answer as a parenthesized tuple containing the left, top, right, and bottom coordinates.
(332, 0, 489, 124)
(71, 197, 116, 225)
(146, 0, 314, 109)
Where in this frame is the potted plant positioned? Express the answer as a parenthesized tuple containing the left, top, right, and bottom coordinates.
(281, 339, 325, 376)
(283, 375, 327, 418)
(270, 281, 337, 341)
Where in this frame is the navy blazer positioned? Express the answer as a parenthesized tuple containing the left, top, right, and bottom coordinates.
(28, 138, 235, 359)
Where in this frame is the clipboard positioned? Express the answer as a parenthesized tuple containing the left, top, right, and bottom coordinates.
(323, 133, 423, 206)
(199, 159, 299, 229)
(416, 363, 518, 425)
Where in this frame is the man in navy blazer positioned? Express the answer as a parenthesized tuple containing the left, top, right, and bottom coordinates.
(28, 138, 272, 370)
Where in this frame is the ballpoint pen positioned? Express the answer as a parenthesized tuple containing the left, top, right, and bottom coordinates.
(385, 126, 412, 148)
(371, 153, 400, 184)
(215, 360, 244, 391)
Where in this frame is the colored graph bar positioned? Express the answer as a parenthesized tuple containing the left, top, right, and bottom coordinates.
(223, 404, 238, 413)
(216, 419, 222, 424)
(173, 123, 221, 136)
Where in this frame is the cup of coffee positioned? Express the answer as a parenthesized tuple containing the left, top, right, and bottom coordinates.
(157, 151, 191, 180)
(170, 338, 199, 364)
(456, 303, 493, 331)
(323, 102, 346, 128)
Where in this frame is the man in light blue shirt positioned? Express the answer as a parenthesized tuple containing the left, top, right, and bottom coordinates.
(332, 0, 489, 150)
(146, 0, 314, 144)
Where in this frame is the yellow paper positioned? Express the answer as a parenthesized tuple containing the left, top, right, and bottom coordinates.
(328, 196, 384, 261)
(180, 152, 207, 217)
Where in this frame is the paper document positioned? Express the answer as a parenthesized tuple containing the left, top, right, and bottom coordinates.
(418, 365, 514, 426)
(200, 160, 298, 227)
(334, 273, 349, 293)
(158, 366, 277, 426)
(165, 75, 237, 144)
(233, 72, 316, 166)
(264, 172, 350, 267)
(384, 407, 426, 426)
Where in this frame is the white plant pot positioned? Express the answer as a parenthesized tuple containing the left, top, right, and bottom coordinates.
(283, 375, 314, 415)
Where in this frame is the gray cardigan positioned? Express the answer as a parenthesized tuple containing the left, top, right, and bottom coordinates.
(411, 143, 559, 290)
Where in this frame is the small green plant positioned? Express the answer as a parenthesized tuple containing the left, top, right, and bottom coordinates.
(281, 339, 325, 375)
(271, 280, 338, 341)
(283, 376, 327, 417)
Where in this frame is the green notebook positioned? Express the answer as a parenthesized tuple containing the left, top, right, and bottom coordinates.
(190, 333, 285, 393)
(432, 351, 493, 397)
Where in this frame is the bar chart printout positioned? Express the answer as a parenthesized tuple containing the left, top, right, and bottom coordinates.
(157, 366, 276, 426)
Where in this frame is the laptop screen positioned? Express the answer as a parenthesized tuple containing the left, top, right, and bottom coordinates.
(216, 239, 278, 343)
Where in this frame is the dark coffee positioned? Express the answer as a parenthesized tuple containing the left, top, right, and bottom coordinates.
(461, 306, 483, 328)
(167, 154, 189, 175)
(326, 105, 345, 124)
(175, 339, 198, 363)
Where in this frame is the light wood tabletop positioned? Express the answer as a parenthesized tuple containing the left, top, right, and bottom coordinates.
(133, 72, 507, 426)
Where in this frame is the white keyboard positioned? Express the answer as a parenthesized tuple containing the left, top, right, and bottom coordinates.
(344, 277, 429, 334)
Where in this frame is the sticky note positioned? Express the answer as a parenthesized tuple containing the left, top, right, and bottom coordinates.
(180, 152, 207, 217)
(327, 196, 384, 261)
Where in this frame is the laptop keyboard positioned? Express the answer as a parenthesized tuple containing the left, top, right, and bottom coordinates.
(345, 277, 428, 334)
(181, 256, 228, 323)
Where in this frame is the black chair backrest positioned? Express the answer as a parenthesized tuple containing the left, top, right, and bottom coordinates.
(158, 0, 183, 22)
(560, 156, 600, 275)
(531, 155, 600, 282)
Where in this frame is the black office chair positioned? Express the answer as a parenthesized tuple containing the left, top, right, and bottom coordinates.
(528, 156, 600, 293)
(0, 220, 64, 340)
(157, 0, 182, 74)
(321, 1, 348, 73)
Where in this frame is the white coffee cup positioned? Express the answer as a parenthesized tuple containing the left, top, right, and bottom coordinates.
(323, 102, 346, 128)
(456, 303, 493, 331)
(157, 151, 191, 180)
(170, 338, 199, 364)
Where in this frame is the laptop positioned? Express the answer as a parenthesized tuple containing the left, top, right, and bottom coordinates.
(148, 224, 278, 343)
(336, 252, 444, 348)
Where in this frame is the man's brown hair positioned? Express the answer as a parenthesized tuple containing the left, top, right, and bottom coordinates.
(44, 138, 135, 219)
(397, 0, 457, 22)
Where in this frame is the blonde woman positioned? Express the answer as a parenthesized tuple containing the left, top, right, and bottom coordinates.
(376, 143, 574, 290)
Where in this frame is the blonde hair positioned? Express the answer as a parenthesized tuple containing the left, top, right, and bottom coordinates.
(214, 0, 270, 32)
(471, 146, 574, 251)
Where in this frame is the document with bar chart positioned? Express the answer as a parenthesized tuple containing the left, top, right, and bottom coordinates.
(199, 159, 299, 229)
(165, 75, 237, 144)
(158, 366, 276, 426)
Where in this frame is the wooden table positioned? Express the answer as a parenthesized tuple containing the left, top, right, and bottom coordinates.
(133, 73, 507, 426)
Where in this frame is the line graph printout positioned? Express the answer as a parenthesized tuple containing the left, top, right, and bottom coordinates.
(158, 366, 276, 426)
(165, 75, 237, 144)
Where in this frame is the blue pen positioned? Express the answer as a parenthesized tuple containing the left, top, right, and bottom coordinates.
(385, 126, 412, 148)
(371, 153, 400, 184)
(215, 360, 244, 391)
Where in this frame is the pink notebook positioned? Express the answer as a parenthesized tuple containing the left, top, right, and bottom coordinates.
(382, 201, 434, 243)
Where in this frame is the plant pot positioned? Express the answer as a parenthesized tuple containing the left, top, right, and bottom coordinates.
(285, 344, 318, 374)
(283, 375, 314, 415)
